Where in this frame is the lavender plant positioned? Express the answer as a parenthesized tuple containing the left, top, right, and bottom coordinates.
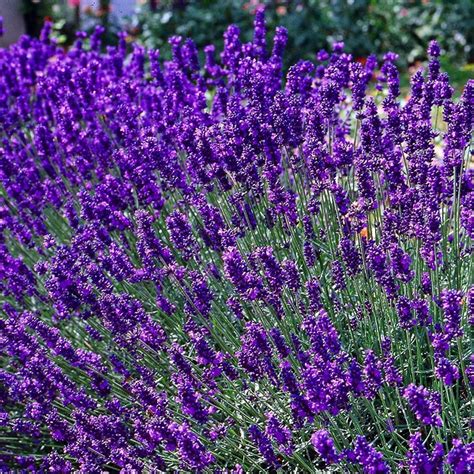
(0, 10, 473, 473)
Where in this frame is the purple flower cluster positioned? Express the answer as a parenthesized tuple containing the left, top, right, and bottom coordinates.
(0, 12, 472, 473)
(406, 432, 444, 473)
(311, 431, 390, 473)
(311, 429, 341, 465)
(403, 384, 443, 427)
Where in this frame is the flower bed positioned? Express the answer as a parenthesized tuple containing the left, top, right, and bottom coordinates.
(0, 11, 472, 473)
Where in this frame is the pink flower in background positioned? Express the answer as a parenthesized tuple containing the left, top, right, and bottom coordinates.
(68, 0, 81, 7)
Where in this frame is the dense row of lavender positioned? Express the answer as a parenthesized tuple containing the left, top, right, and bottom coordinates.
(0, 11, 473, 472)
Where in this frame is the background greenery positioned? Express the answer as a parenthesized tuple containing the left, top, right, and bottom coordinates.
(20, 0, 474, 89)
(131, 0, 474, 69)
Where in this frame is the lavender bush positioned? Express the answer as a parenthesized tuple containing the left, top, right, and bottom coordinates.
(0, 11, 473, 473)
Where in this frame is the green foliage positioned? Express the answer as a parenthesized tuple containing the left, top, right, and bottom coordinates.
(21, 0, 58, 37)
(133, 0, 474, 67)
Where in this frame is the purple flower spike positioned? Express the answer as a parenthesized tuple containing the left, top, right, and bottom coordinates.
(311, 430, 340, 465)
(406, 432, 443, 474)
(248, 425, 280, 469)
(347, 435, 390, 474)
(447, 440, 474, 474)
(403, 384, 442, 427)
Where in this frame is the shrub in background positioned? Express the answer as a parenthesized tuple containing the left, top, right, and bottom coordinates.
(134, 0, 474, 68)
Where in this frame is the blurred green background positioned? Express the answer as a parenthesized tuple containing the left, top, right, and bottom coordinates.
(132, 1, 474, 66)
(3, 0, 473, 89)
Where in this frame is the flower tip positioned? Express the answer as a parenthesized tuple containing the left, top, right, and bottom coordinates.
(428, 40, 441, 58)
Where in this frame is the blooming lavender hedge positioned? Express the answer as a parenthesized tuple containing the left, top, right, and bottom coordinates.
(0, 11, 473, 473)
